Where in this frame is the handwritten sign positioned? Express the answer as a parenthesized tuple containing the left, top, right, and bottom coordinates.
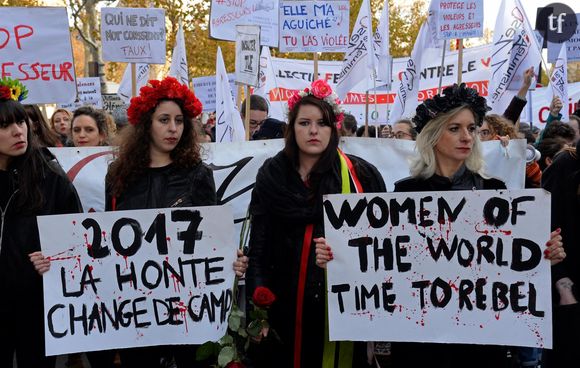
(435, 0, 483, 39)
(210, 0, 279, 47)
(39, 205, 237, 355)
(235, 25, 260, 86)
(58, 77, 103, 110)
(101, 7, 166, 64)
(192, 74, 238, 112)
(102, 94, 127, 114)
(0, 7, 76, 104)
(324, 189, 552, 348)
(278, 0, 350, 52)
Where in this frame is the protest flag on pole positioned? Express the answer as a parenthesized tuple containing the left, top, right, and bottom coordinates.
(168, 21, 189, 87)
(216, 47, 246, 143)
(118, 63, 150, 104)
(373, 0, 391, 89)
(254, 47, 285, 122)
(336, 0, 375, 100)
(551, 42, 569, 122)
(489, 0, 544, 114)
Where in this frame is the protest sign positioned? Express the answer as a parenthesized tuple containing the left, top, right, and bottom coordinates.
(278, 1, 349, 53)
(210, 0, 279, 47)
(192, 74, 237, 112)
(435, 0, 483, 40)
(101, 8, 166, 64)
(528, 82, 580, 125)
(235, 25, 260, 86)
(39, 205, 237, 355)
(58, 77, 103, 110)
(0, 7, 76, 104)
(324, 189, 552, 348)
(102, 94, 127, 114)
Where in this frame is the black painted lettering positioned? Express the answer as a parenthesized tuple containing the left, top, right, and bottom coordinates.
(348, 236, 373, 272)
(437, 197, 466, 224)
(483, 197, 509, 227)
(324, 198, 368, 229)
(331, 284, 350, 313)
(389, 197, 416, 226)
(111, 218, 142, 257)
(171, 209, 203, 254)
(511, 238, 542, 272)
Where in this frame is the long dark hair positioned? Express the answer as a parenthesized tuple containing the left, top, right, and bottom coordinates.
(24, 104, 61, 147)
(107, 98, 200, 197)
(284, 95, 340, 193)
(1, 100, 46, 213)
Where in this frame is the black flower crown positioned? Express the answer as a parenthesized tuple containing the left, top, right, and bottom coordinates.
(412, 83, 491, 134)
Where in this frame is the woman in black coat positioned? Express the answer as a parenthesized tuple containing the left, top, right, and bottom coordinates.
(390, 84, 565, 368)
(246, 79, 386, 368)
(0, 78, 82, 368)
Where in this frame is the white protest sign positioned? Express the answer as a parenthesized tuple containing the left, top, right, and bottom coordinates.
(530, 82, 580, 126)
(58, 77, 103, 110)
(0, 7, 76, 104)
(435, 0, 483, 40)
(102, 94, 128, 114)
(551, 43, 569, 122)
(101, 8, 166, 64)
(324, 189, 552, 348)
(210, 0, 279, 47)
(547, 14, 580, 63)
(39, 205, 237, 355)
(235, 25, 260, 86)
(192, 74, 238, 112)
(278, 1, 349, 53)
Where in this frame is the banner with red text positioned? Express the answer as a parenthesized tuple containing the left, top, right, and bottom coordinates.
(0, 7, 76, 104)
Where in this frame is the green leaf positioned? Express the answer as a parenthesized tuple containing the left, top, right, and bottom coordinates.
(196, 341, 218, 360)
(217, 346, 236, 367)
(228, 312, 241, 332)
(238, 328, 248, 338)
(219, 334, 234, 346)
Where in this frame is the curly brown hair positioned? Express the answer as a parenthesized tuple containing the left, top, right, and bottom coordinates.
(107, 99, 201, 197)
(483, 114, 517, 139)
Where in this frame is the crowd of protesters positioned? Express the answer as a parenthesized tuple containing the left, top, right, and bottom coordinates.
(1, 73, 578, 368)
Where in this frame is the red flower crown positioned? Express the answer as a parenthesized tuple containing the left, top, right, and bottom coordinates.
(127, 76, 202, 126)
(287, 79, 344, 129)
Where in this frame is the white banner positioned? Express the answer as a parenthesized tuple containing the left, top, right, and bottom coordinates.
(435, 0, 483, 40)
(168, 23, 189, 86)
(39, 205, 237, 355)
(235, 25, 260, 87)
(117, 63, 150, 103)
(101, 8, 166, 64)
(216, 47, 246, 142)
(550, 43, 569, 122)
(324, 189, 552, 348)
(50, 139, 526, 223)
(529, 82, 580, 126)
(58, 77, 103, 110)
(278, 1, 349, 53)
(373, 0, 391, 88)
(0, 7, 76, 104)
(192, 74, 237, 113)
(209, 0, 279, 47)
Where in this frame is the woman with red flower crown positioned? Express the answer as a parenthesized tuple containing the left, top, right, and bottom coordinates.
(0, 77, 83, 368)
(105, 76, 248, 368)
(246, 79, 385, 368)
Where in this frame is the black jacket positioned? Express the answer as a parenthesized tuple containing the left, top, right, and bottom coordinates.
(246, 151, 385, 367)
(0, 154, 82, 318)
(106, 162, 216, 211)
(394, 170, 506, 192)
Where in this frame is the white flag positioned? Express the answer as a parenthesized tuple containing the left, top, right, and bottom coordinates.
(489, 0, 544, 114)
(254, 47, 285, 122)
(117, 63, 150, 104)
(551, 43, 569, 122)
(216, 47, 246, 143)
(373, 0, 391, 88)
(389, 23, 430, 123)
(336, 0, 375, 100)
(168, 22, 189, 86)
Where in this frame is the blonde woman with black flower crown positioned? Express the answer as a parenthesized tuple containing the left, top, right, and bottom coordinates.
(245, 79, 386, 367)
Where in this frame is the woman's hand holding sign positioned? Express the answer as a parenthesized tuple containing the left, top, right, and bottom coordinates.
(315, 237, 333, 269)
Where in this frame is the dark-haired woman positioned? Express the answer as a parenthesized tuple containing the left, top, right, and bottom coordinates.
(0, 79, 82, 367)
(71, 106, 110, 147)
(105, 76, 248, 368)
(23, 104, 61, 147)
(391, 84, 565, 368)
(246, 79, 385, 367)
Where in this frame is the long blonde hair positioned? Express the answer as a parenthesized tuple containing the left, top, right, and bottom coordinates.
(409, 106, 485, 178)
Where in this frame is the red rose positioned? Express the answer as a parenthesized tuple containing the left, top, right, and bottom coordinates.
(225, 361, 245, 368)
(252, 286, 276, 308)
(311, 79, 332, 98)
(287, 92, 301, 111)
(0, 86, 12, 101)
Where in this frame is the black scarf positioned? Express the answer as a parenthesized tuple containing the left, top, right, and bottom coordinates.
(253, 151, 342, 223)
